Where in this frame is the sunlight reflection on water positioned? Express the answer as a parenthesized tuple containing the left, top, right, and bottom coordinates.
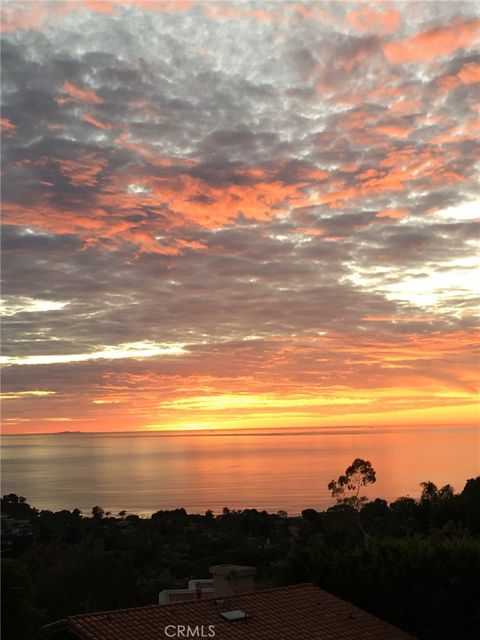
(1, 425, 478, 515)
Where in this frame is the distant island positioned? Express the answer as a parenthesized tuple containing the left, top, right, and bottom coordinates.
(54, 431, 84, 434)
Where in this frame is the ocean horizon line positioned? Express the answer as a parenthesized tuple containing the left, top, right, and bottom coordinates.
(2, 422, 478, 438)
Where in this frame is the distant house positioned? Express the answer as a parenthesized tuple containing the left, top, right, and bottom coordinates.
(46, 565, 416, 640)
(158, 578, 214, 605)
(158, 565, 255, 604)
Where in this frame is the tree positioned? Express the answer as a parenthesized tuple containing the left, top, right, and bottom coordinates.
(461, 477, 480, 533)
(328, 458, 376, 509)
(328, 458, 376, 548)
(302, 508, 318, 522)
(1, 494, 36, 519)
(420, 481, 455, 503)
(92, 506, 104, 520)
(420, 481, 438, 502)
(1, 559, 43, 639)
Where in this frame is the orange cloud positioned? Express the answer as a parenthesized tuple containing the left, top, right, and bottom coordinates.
(376, 208, 408, 220)
(83, 0, 117, 14)
(83, 0, 196, 14)
(356, 168, 406, 195)
(428, 120, 478, 145)
(296, 227, 325, 237)
(84, 113, 110, 129)
(243, 8, 276, 23)
(0, 118, 17, 134)
(367, 86, 405, 101)
(318, 147, 452, 205)
(59, 81, 103, 105)
(458, 62, 480, 84)
(376, 122, 413, 139)
(202, 3, 240, 21)
(296, 167, 330, 182)
(390, 99, 421, 114)
(1, 3, 49, 32)
(339, 109, 376, 132)
(3, 154, 328, 255)
(290, 3, 332, 23)
(439, 62, 480, 92)
(56, 153, 108, 187)
(96, 159, 322, 232)
(348, 6, 401, 34)
(1, 0, 199, 33)
(378, 147, 452, 189)
(175, 238, 207, 251)
(133, 0, 195, 13)
(384, 18, 480, 64)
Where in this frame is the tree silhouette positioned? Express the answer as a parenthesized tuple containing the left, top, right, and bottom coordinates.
(328, 458, 376, 548)
(91, 506, 104, 520)
(1, 559, 43, 639)
(420, 481, 455, 503)
(328, 459, 376, 507)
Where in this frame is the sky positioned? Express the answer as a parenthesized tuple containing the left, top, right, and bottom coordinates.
(1, 0, 479, 434)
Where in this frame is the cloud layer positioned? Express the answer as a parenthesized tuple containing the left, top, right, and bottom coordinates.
(1, 1, 479, 432)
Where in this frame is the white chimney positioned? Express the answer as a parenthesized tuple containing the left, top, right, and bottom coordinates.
(209, 564, 256, 597)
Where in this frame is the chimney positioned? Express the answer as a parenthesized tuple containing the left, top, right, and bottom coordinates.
(209, 564, 256, 598)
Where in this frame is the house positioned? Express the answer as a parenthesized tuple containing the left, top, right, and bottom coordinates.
(45, 565, 416, 639)
(158, 565, 255, 604)
(158, 579, 214, 604)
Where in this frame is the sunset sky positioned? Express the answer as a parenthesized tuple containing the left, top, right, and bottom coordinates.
(1, 0, 479, 434)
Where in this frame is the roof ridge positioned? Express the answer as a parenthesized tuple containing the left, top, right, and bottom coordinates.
(66, 583, 317, 620)
(231, 582, 316, 596)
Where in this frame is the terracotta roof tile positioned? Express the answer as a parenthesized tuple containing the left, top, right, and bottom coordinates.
(51, 584, 416, 640)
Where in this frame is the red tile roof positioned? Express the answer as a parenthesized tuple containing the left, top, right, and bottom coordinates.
(46, 583, 416, 640)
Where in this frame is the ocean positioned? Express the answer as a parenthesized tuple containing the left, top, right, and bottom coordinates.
(1, 424, 478, 516)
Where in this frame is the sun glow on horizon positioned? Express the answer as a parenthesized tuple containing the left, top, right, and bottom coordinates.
(143, 402, 479, 433)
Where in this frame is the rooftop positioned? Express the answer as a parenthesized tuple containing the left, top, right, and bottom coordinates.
(46, 583, 416, 640)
